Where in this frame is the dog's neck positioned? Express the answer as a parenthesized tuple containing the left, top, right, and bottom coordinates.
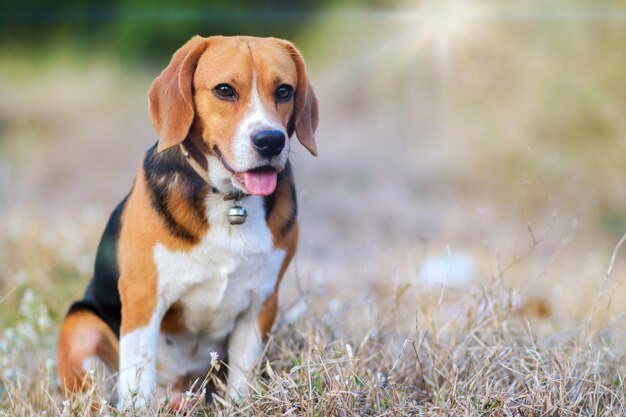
(179, 137, 248, 201)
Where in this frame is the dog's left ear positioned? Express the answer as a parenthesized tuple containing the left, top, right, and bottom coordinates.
(149, 36, 209, 153)
(275, 39, 319, 157)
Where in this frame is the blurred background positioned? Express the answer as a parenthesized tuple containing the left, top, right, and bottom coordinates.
(1, 0, 625, 329)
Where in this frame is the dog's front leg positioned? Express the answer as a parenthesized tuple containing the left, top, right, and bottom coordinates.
(117, 274, 166, 410)
(226, 305, 265, 400)
(117, 310, 164, 409)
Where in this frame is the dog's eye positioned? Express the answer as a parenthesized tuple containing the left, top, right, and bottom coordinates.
(275, 84, 294, 102)
(213, 83, 238, 100)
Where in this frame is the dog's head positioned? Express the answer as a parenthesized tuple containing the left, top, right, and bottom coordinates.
(149, 35, 318, 196)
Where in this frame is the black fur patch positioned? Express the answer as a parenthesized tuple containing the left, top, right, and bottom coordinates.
(66, 300, 99, 317)
(263, 190, 277, 221)
(143, 144, 209, 244)
(74, 195, 127, 338)
(281, 182, 298, 236)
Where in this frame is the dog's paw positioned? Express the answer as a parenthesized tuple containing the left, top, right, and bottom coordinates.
(227, 381, 250, 405)
(227, 389, 242, 405)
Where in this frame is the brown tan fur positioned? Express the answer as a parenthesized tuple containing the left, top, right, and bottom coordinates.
(57, 310, 119, 391)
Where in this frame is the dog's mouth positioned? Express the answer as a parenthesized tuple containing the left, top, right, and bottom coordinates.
(234, 166, 278, 197)
(213, 145, 278, 196)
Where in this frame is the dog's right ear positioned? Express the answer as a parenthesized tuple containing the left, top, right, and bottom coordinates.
(272, 38, 319, 157)
(149, 36, 209, 153)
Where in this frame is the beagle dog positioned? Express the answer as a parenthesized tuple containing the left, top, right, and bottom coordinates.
(56, 35, 318, 408)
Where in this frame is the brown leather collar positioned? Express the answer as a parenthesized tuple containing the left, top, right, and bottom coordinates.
(179, 140, 210, 184)
(179, 139, 248, 201)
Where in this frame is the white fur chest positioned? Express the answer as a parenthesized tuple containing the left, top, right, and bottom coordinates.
(152, 194, 285, 334)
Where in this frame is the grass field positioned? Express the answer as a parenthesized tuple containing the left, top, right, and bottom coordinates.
(2, 1, 626, 415)
(1, 220, 625, 415)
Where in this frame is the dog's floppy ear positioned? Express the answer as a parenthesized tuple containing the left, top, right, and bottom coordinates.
(276, 39, 319, 157)
(149, 36, 208, 153)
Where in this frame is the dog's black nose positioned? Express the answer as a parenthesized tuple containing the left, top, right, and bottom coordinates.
(251, 130, 285, 158)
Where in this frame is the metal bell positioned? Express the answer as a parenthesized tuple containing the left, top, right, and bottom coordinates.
(227, 205, 248, 225)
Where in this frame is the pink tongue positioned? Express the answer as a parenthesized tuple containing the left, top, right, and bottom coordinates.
(243, 170, 278, 196)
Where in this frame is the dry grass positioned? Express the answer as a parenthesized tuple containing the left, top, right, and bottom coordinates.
(1, 211, 625, 416)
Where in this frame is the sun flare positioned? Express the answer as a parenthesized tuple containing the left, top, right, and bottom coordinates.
(415, 0, 481, 42)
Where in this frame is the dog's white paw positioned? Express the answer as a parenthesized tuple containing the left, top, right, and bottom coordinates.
(227, 379, 249, 404)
